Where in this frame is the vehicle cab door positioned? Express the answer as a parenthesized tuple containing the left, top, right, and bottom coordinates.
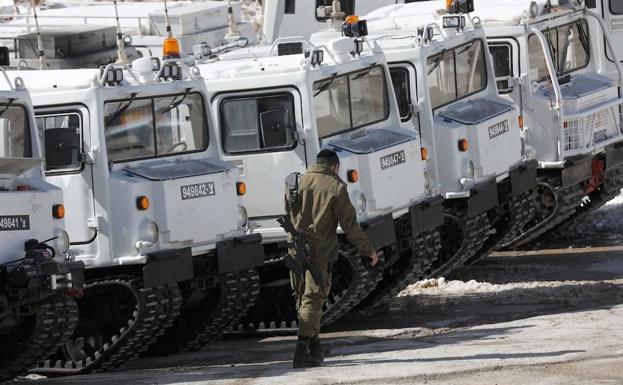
(601, 0, 623, 64)
(212, 88, 308, 221)
(488, 39, 522, 109)
(36, 106, 97, 249)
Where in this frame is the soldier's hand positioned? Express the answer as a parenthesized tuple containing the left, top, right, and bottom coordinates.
(369, 251, 378, 267)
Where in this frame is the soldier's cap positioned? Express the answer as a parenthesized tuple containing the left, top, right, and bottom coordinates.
(316, 149, 340, 167)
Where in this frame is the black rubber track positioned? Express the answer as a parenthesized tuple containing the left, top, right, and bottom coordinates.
(31, 276, 182, 375)
(149, 268, 260, 353)
(0, 295, 78, 383)
(429, 205, 492, 278)
(499, 174, 585, 249)
(465, 190, 538, 266)
(321, 242, 386, 326)
(355, 227, 441, 310)
(533, 164, 623, 241)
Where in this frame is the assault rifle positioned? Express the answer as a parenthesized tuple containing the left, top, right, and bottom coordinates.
(277, 215, 327, 289)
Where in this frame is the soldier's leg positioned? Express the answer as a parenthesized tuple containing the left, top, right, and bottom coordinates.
(298, 260, 332, 337)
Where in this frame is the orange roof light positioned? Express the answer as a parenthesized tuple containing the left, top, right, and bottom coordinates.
(347, 169, 359, 183)
(421, 147, 428, 160)
(136, 196, 150, 211)
(345, 15, 360, 25)
(52, 204, 65, 219)
(163, 36, 181, 59)
(458, 139, 469, 152)
(446, 0, 454, 10)
(236, 182, 247, 196)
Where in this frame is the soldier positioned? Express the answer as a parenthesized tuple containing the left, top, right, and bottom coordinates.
(285, 149, 378, 368)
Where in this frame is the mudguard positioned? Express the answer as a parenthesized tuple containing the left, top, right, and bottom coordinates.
(410, 195, 444, 235)
(361, 214, 396, 250)
(217, 233, 264, 273)
(468, 178, 499, 218)
(144, 247, 193, 288)
(562, 154, 592, 188)
(510, 159, 538, 197)
(606, 141, 623, 169)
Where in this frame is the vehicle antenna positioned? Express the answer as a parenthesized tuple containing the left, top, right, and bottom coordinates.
(164, 0, 172, 39)
(162, 0, 181, 59)
(30, 0, 47, 69)
(224, 0, 241, 43)
(113, 0, 128, 63)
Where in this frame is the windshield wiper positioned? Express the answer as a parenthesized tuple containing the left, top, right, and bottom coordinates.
(455, 42, 475, 56)
(105, 93, 138, 125)
(576, 23, 590, 56)
(544, 28, 558, 71)
(159, 88, 191, 115)
(351, 65, 376, 80)
(0, 98, 15, 117)
(427, 49, 445, 75)
(313, 73, 339, 97)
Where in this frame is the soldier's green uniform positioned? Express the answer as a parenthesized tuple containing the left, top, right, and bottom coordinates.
(286, 164, 374, 338)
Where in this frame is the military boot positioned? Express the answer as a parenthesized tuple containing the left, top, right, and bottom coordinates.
(309, 336, 331, 362)
(293, 336, 321, 368)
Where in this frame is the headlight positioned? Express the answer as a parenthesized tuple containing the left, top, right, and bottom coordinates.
(354, 192, 367, 215)
(54, 230, 70, 255)
(146, 221, 160, 244)
(237, 205, 248, 229)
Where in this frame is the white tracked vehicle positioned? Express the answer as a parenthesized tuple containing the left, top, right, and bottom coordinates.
(0, 47, 84, 382)
(195, 34, 445, 329)
(8, 57, 264, 373)
(312, 2, 538, 270)
(472, 0, 623, 246)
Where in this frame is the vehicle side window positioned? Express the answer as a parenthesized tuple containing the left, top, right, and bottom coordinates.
(489, 43, 513, 93)
(285, 0, 295, 14)
(0, 105, 30, 158)
(36, 112, 82, 172)
(220, 93, 296, 154)
(389, 67, 412, 122)
(611, 0, 623, 14)
(528, 33, 549, 82)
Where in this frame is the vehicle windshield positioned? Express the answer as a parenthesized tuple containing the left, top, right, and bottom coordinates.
(427, 39, 487, 110)
(528, 19, 590, 82)
(104, 92, 208, 163)
(0, 104, 31, 158)
(313, 65, 389, 139)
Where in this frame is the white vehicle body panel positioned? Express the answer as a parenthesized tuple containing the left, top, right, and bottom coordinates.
(0, 81, 67, 264)
(312, 2, 524, 197)
(199, 39, 428, 243)
(9, 67, 246, 268)
(474, 0, 623, 164)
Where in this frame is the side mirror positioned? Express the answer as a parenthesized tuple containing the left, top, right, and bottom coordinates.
(259, 109, 289, 148)
(44, 128, 80, 169)
(496, 76, 519, 94)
